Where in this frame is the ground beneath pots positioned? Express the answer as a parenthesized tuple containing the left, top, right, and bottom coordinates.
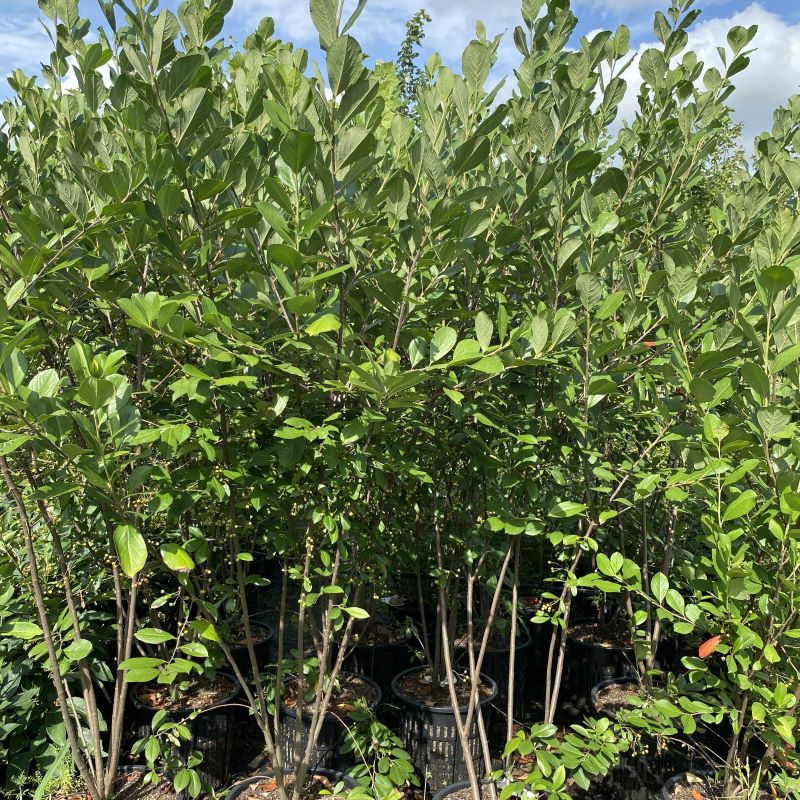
(667, 775, 773, 800)
(568, 622, 632, 648)
(135, 675, 236, 712)
(283, 673, 378, 713)
(395, 668, 493, 706)
(234, 773, 350, 800)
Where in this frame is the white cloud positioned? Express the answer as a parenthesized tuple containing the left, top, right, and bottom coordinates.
(0, 15, 52, 80)
(576, 0, 662, 12)
(229, 0, 318, 43)
(231, 0, 525, 77)
(684, 3, 800, 143)
(613, 3, 800, 147)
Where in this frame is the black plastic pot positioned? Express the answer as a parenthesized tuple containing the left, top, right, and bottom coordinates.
(278, 672, 382, 771)
(661, 771, 713, 800)
(128, 672, 240, 788)
(244, 551, 281, 611)
(431, 779, 491, 800)
(391, 666, 498, 790)
(454, 628, 532, 723)
(392, 570, 438, 626)
(661, 770, 773, 800)
(335, 634, 414, 696)
(591, 678, 695, 799)
(565, 630, 636, 705)
(116, 766, 187, 799)
(224, 768, 357, 799)
(229, 621, 275, 675)
(590, 676, 638, 720)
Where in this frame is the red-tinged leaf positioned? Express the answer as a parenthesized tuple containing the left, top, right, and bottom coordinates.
(699, 635, 722, 659)
(691, 790, 705, 800)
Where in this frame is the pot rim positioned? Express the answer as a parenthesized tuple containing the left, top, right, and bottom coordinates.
(390, 665, 499, 712)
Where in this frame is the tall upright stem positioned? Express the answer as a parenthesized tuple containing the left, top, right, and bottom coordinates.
(1, 456, 101, 800)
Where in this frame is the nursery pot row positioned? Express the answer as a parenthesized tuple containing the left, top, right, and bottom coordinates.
(128, 672, 241, 789)
(278, 672, 382, 772)
(391, 666, 499, 791)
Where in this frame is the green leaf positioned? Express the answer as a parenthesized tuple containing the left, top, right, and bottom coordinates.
(530, 316, 548, 354)
(590, 210, 618, 238)
(135, 628, 176, 645)
(772, 343, 800, 374)
(78, 377, 114, 409)
(7, 621, 42, 640)
(430, 326, 457, 362)
(162, 54, 204, 100)
(174, 88, 211, 146)
(757, 406, 791, 440)
(33, 745, 69, 800)
(474, 312, 493, 351)
(668, 266, 697, 306)
(160, 544, 195, 573)
(548, 501, 587, 518)
(5, 279, 27, 308)
(306, 313, 340, 335)
(341, 0, 368, 35)
(327, 36, 364, 96)
(462, 40, 492, 93)
(703, 413, 729, 443)
(760, 265, 794, 294)
(119, 656, 164, 671)
(452, 136, 491, 176)
(28, 369, 60, 398)
(530, 110, 555, 154)
(596, 291, 625, 320)
(722, 489, 757, 522)
(740, 361, 769, 399)
(651, 573, 668, 604)
(0, 434, 32, 457)
(336, 126, 374, 171)
(193, 619, 219, 642)
(576, 273, 603, 310)
(775, 716, 796, 746)
(343, 606, 370, 619)
(180, 642, 209, 658)
(341, 419, 367, 444)
(280, 130, 316, 174)
(114, 525, 147, 578)
(310, 0, 337, 49)
(469, 356, 504, 374)
(63, 639, 93, 662)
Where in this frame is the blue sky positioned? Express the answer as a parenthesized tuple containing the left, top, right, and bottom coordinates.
(1, 0, 799, 144)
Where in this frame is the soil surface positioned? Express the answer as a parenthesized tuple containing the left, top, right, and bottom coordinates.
(235, 773, 350, 800)
(283, 673, 378, 714)
(135, 675, 236, 712)
(442, 775, 589, 800)
(53, 770, 180, 800)
(395, 668, 493, 707)
(568, 621, 632, 648)
(229, 621, 271, 647)
(667, 775, 773, 800)
(350, 621, 409, 646)
(594, 681, 645, 714)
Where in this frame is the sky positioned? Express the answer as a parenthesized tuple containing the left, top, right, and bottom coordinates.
(0, 0, 799, 146)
